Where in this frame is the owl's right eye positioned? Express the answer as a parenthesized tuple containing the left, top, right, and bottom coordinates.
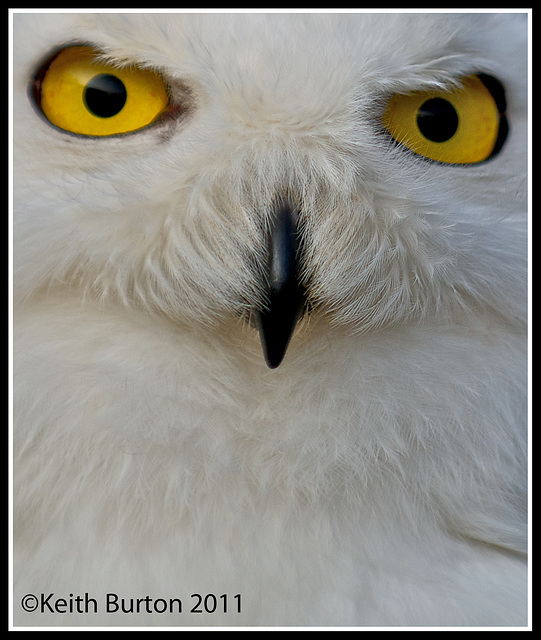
(32, 45, 171, 137)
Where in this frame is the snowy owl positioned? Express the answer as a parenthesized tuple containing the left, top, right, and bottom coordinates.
(11, 11, 528, 628)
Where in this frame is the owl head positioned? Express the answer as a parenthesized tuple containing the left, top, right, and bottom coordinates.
(13, 12, 528, 367)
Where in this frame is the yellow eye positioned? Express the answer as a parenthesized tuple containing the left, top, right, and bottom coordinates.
(35, 46, 170, 136)
(382, 74, 508, 164)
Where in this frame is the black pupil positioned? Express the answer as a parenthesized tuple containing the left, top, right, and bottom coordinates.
(416, 98, 459, 143)
(84, 74, 127, 118)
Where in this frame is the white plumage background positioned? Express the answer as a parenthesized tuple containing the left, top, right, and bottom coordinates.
(11, 11, 528, 627)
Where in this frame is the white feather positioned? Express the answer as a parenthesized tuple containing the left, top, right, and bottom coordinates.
(12, 12, 528, 627)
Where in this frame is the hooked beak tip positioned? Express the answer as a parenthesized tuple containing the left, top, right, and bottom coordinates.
(257, 307, 300, 369)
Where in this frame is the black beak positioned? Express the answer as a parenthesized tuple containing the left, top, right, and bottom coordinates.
(256, 201, 305, 369)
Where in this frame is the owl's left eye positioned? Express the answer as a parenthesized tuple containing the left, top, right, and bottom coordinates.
(382, 74, 508, 164)
(33, 45, 171, 137)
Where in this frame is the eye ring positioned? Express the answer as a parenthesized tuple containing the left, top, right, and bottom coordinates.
(382, 74, 508, 165)
(31, 45, 172, 137)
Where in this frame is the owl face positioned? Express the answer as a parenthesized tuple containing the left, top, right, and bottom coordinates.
(13, 12, 527, 366)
